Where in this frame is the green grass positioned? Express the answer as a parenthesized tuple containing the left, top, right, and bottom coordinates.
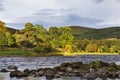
(0, 48, 63, 57)
(0, 49, 31, 56)
(1, 48, 118, 57)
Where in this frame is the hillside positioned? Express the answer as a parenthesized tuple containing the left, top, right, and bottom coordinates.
(69, 26, 95, 38)
(69, 26, 120, 39)
(7, 27, 18, 34)
(6, 26, 120, 39)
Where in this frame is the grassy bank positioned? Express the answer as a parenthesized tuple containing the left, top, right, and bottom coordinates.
(0, 48, 63, 57)
(0, 48, 119, 57)
(0, 49, 31, 56)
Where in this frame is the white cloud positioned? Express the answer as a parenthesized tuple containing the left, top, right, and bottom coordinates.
(16, 9, 75, 24)
(0, 0, 120, 28)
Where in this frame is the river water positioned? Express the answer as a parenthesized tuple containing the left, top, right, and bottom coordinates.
(0, 55, 120, 80)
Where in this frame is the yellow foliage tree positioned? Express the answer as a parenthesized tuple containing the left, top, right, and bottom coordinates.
(64, 44, 72, 52)
(0, 21, 7, 32)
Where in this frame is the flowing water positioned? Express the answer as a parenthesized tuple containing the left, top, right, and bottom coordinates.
(0, 55, 120, 80)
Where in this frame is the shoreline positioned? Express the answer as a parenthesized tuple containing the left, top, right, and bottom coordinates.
(0, 49, 119, 57)
(0, 53, 119, 57)
(62, 52, 119, 56)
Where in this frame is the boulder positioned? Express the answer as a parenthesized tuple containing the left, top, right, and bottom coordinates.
(8, 65, 18, 69)
(83, 73, 97, 79)
(54, 73, 61, 78)
(24, 69, 30, 75)
(1, 68, 9, 72)
(108, 72, 118, 78)
(66, 67, 73, 72)
(97, 67, 109, 78)
(57, 71, 66, 76)
(44, 68, 55, 77)
(116, 71, 120, 78)
(10, 70, 28, 78)
(38, 70, 44, 76)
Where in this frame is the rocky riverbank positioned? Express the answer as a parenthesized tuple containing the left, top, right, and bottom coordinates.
(1, 60, 120, 79)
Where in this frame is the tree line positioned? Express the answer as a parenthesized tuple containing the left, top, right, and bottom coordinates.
(0, 20, 120, 54)
(0, 21, 73, 54)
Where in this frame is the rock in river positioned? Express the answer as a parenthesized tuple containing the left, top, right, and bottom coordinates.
(8, 65, 18, 69)
(0, 68, 9, 72)
(10, 70, 28, 78)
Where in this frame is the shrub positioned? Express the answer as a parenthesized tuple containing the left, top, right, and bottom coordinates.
(33, 47, 45, 53)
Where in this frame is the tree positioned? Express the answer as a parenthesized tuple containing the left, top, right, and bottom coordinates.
(0, 21, 7, 32)
(6, 32, 16, 47)
(109, 45, 117, 53)
(85, 43, 98, 52)
(0, 30, 7, 46)
(51, 27, 73, 48)
(0, 21, 8, 48)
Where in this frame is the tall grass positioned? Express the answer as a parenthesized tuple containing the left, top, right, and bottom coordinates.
(0, 48, 31, 56)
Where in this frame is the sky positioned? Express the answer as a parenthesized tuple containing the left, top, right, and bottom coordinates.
(0, 0, 120, 29)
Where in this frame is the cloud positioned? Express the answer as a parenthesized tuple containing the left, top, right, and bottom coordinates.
(1, 0, 120, 29)
(93, 0, 104, 3)
(12, 9, 102, 28)
(66, 15, 102, 26)
(16, 9, 74, 23)
(0, 0, 4, 11)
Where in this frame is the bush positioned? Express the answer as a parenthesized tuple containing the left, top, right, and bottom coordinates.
(33, 47, 45, 53)
(19, 40, 33, 48)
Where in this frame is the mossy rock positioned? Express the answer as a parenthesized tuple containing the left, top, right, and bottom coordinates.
(88, 60, 110, 69)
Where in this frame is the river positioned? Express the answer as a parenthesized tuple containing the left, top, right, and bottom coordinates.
(0, 55, 120, 80)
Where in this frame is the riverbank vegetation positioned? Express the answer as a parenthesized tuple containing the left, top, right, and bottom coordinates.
(0, 20, 120, 56)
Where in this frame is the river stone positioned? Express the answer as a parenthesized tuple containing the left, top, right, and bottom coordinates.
(108, 72, 118, 78)
(10, 70, 28, 77)
(66, 67, 73, 72)
(89, 68, 96, 73)
(24, 69, 30, 74)
(55, 73, 61, 78)
(0, 68, 9, 72)
(38, 70, 44, 76)
(57, 71, 66, 76)
(8, 65, 18, 69)
(97, 67, 109, 78)
(83, 73, 97, 79)
(44, 68, 55, 77)
(116, 71, 120, 78)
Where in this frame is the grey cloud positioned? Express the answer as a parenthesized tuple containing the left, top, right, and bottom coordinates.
(66, 14, 103, 25)
(14, 8, 104, 28)
(93, 0, 104, 3)
(16, 9, 75, 23)
(23, 14, 103, 28)
(116, 0, 120, 2)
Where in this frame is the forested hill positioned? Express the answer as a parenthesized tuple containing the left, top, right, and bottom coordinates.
(7, 27, 18, 34)
(7, 25, 120, 39)
(69, 26, 120, 39)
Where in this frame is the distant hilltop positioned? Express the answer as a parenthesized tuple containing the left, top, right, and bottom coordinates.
(69, 26, 120, 39)
(6, 25, 120, 40)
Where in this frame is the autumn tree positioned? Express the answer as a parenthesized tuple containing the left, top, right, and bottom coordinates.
(0, 21, 7, 32)
(85, 43, 98, 52)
